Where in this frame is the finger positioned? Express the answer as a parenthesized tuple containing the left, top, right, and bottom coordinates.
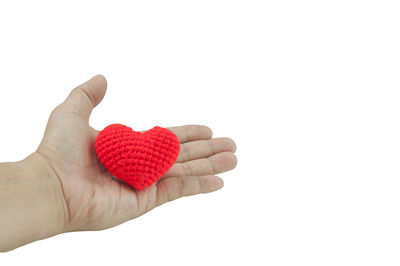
(156, 175, 224, 207)
(177, 137, 237, 163)
(163, 152, 237, 178)
(62, 74, 107, 120)
(167, 125, 212, 144)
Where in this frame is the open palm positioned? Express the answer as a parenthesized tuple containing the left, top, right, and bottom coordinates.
(36, 75, 237, 232)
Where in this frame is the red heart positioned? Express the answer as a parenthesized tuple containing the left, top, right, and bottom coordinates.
(95, 124, 180, 190)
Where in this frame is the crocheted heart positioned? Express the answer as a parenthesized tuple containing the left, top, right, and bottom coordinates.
(95, 124, 180, 190)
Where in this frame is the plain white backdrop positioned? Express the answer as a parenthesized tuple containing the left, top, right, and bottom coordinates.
(1, 0, 400, 265)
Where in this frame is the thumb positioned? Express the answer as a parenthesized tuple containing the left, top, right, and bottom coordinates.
(62, 75, 107, 121)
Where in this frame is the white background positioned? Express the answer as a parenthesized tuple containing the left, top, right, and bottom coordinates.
(1, 0, 400, 265)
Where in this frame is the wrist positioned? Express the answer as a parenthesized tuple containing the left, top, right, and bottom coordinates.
(0, 153, 67, 251)
(24, 152, 68, 231)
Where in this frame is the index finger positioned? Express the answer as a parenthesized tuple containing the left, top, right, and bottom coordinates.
(167, 125, 213, 143)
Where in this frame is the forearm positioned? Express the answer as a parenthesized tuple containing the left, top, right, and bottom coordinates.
(0, 153, 66, 252)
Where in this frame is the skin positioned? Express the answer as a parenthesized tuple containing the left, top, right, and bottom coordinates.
(0, 75, 237, 251)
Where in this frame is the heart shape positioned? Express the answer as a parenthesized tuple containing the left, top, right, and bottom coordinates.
(95, 124, 180, 190)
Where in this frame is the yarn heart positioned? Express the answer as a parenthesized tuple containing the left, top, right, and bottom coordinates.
(95, 124, 180, 190)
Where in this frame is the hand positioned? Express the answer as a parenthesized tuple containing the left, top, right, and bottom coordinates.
(36, 75, 237, 232)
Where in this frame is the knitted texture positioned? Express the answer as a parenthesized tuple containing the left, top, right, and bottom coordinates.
(95, 124, 180, 190)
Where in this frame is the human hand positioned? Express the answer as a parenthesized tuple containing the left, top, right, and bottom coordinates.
(35, 75, 237, 233)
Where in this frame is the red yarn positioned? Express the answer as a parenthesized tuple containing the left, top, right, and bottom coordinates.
(95, 124, 180, 190)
